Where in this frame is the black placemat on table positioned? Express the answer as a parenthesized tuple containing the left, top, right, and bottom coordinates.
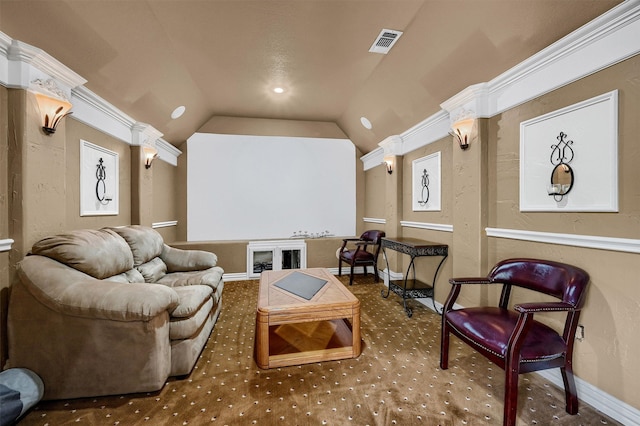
(273, 271, 328, 300)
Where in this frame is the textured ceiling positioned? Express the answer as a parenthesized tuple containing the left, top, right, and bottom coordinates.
(0, 0, 621, 154)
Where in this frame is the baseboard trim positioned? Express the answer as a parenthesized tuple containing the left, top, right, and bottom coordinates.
(536, 369, 640, 425)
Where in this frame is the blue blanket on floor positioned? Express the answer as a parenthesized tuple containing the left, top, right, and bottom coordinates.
(0, 369, 43, 426)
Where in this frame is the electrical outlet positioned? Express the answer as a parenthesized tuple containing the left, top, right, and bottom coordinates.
(576, 324, 585, 341)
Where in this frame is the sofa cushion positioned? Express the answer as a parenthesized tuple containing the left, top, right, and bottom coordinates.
(108, 225, 164, 266)
(30, 229, 133, 279)
(161, 245, 217, 272)
(137, 257, 167, 283)
(169, 286, 214, 340)
(155, 267, 224, 291)
(170, 285, 213, 318)
(103, 269, 145, 284)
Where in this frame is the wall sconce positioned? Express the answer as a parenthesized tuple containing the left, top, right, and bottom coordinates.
(450, 117, 474, 150)
(547, 131, 575, 202)
(144, 146, 158, 169)
(34, 92, 73, 135)
(382, 158, 393, 174)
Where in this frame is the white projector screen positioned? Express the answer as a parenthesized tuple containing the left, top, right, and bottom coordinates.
(187, 133, 356, 241)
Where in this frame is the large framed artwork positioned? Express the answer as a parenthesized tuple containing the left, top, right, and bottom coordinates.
(80, 140, 119, 216)
(412, 151, 441, 211)
(519, 90, 618, 212)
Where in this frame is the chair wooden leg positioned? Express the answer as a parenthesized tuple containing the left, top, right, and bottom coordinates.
(338, 260, 342, 277)
(373, 265, 380, 282)
(349, 264, 355, 285)
(503, 366, 519, 426)
(440, 320, 450, 370)
(561, 366, 579, 414)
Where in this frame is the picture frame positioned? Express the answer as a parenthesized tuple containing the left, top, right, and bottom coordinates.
(80, 140, 119, 216)
(412, 151, 441, 211)
(519, 90, 618, 212)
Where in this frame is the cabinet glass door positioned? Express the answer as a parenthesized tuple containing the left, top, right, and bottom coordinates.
(252, 250, 273, 274)
(281, 249, 301, 270)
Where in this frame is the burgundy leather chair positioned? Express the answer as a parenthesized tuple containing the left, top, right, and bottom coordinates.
(440, 258, 590, 426)
(338, 230, 385, 286)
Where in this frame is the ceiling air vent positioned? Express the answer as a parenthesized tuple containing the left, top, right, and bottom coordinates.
(368, 29, 403, 54)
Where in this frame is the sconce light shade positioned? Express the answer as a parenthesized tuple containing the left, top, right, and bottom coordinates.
(34, 92, 73, 135)
(450, 117, 474, 150)
(143, 146, 159, 169)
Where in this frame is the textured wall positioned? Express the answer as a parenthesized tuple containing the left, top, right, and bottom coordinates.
(486, 54, 640, 405)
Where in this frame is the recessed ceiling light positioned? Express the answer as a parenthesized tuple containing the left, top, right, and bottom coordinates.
(360, 116, 372, 130)
(273, 87, 284, 94)
(171, 105, 186, 119)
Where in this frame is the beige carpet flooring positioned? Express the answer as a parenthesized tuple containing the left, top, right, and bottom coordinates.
(18, 275, 619, 425)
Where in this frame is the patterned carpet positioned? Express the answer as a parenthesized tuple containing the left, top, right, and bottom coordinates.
(17, 275, 619, 425)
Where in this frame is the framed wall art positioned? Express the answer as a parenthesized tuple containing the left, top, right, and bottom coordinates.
(80, 140, 119, 216)
(412, 151, 441, 211)
(519, 90, 618, 212)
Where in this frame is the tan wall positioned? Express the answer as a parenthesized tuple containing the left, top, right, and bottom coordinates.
(198, 116, 348, 139)
(65, 119, 132, 231)
(483, 54, 640, 405)
(0, 85, 9, 365)
(172, 237, 347, 275)
(364, 163, 385, 220)
(152, 159, 178, 243)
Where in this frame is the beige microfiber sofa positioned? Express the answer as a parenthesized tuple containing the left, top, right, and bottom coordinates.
(6, 225, 224, 400)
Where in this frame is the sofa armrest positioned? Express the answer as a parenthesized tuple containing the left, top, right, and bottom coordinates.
(161, 244, 218, 272)
(18, 256, 179, 321)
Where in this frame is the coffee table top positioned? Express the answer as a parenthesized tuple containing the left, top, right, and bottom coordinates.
(257, 268, 358, 314)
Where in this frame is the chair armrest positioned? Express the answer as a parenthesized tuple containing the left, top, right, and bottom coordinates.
(355, 241, 376, 246)
(448, 277, 491, 285)
(162, 244, 217, 272)
(18, 256, 180, 321)
(514, 301, 576, 314)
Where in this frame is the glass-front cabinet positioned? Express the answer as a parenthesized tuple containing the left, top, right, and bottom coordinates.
(247, 240, 307, 278)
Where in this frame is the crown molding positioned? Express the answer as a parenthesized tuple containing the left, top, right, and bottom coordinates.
(360, 147, 385, 171)
(362, 1, 640, 163)
(0, 31, 181, 166)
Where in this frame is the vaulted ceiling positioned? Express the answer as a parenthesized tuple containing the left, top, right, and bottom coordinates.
(0, 0, 621, 154)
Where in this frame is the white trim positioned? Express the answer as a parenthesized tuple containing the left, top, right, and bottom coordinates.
(152, 221, 178, 229)
(485, 227, 640, 254)
(361, 148, 384, 171)
(361, 1, 640, 163)
(0, 31, 182, 167)
(401, 221, 453, 233)
(0, 238, 14, 252)
(222, 272, 249, 282)
(363, 217, 386, 224)
(536, 369, 640, 426)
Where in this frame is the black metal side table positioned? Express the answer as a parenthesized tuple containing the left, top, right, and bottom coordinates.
(380, 237, 448, 317)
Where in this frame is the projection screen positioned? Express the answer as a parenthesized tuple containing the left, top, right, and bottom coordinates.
(187, 133, 356, 241)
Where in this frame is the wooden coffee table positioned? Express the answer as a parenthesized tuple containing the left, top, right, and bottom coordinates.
(254, 268, 361, 369)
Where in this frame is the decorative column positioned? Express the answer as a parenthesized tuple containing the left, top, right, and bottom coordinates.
(441, 84, 490, 278)
(131, 123, 162, 226)
(378, 135, 404, 275)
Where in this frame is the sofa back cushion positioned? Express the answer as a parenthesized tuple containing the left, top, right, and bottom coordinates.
(108, 225, 164, 266)
(30, 229, 134, 279)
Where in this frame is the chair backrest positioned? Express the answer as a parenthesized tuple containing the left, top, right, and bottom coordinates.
(488, 258, 590, 309)
(360, 230, 385, 243)
(360, 230, 385, 257)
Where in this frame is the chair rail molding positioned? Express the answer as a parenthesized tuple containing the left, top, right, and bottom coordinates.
(363, 217, 386, 224)
(152, 221, 178, 229)
(485, 227, 640, 254)
(401, 221, 453, 233)
(0, 238, 14, 252)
